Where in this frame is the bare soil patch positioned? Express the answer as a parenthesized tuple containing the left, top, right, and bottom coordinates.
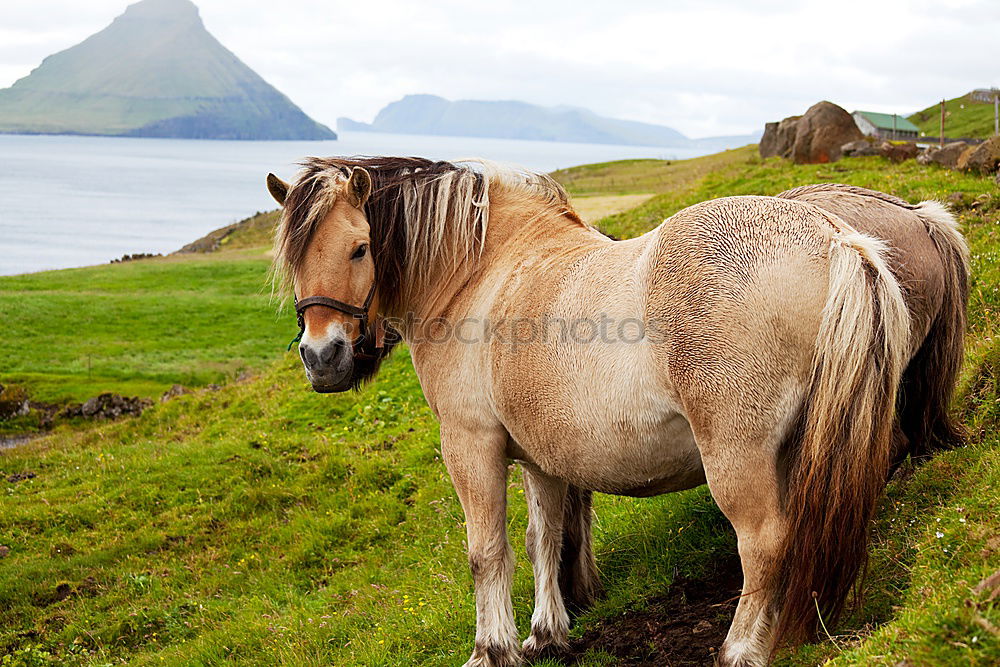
(567, 557, 743, 666)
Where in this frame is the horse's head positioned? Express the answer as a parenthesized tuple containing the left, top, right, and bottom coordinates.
(268, 168, 395, 393)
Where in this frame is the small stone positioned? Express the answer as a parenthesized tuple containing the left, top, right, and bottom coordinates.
(160, 384, 191, 403)
(692, 620, 713, 634)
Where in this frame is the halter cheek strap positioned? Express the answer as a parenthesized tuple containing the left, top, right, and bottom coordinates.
(288, 282, 381, 358)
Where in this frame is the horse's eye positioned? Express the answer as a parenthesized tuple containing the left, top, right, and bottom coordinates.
(351, 244, 368, 260)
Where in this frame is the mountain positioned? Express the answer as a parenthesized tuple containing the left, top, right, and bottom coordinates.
(0, 0, 335, 140)
(337, 94, 759, 149)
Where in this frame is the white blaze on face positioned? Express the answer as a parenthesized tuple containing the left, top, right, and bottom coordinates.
(300, 318, 349, 355)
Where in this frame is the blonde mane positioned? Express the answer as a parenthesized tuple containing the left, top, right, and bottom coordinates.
(273, 156, 573, 310)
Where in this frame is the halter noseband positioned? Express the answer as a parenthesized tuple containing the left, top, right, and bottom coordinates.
(288, 281, 380, 359)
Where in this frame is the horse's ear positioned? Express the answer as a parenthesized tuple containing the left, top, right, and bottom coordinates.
(267, 173, 289, 206)
(347, 168, 372, 209)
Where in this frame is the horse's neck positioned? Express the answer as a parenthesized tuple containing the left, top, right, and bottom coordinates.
(397, 195, 603, 334)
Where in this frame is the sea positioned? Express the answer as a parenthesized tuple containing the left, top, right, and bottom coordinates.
(0, 132, 711, 276)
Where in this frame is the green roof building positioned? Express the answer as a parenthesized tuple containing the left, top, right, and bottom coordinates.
(852, 110, 921, 140)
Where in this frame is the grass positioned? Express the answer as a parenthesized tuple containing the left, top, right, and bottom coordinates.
(908, 92, 1000, 140)
(550, 146, 756, 196)
(1, 147, 998, 666)
(0, 248, 291, 404)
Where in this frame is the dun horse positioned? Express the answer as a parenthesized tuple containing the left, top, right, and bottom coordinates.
(265, 158, 968, 667)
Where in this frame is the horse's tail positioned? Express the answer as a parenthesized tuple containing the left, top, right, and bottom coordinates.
(771, 222, 911, 644)
(896, 201, 970, 462)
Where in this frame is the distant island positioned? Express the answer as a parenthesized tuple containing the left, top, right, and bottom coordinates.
(0, 0, 335, 140)
(338, 94, 759, 149)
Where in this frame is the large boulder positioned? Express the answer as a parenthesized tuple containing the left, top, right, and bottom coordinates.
(917, 141, 968, 168)
(880, 141, 919, 163)
(759, 122, 780, 158)
(760, 116, 801, 158)
(790, 101, 864, 164)
(963, 136, 1000, 174)
(842, 139, 879, 157)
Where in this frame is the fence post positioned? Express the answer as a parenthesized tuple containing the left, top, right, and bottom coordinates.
(939, 99, 945, 148)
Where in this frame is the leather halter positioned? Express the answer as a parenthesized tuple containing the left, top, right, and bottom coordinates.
(291, 281, 381, 359)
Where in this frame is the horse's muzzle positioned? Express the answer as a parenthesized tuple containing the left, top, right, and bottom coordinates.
(299, 339, 353, 392)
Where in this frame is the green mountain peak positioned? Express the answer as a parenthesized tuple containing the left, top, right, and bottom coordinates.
(0, 0, 336, 140)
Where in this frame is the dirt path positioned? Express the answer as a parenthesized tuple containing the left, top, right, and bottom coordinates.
(571, 194, 655, 224)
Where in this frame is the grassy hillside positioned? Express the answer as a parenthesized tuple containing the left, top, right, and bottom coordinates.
(1, 149, 998, 666)
(908, 92, 999, 140)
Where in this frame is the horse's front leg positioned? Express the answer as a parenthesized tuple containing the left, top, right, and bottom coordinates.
(442, 423, 521, 667)
(521, 464, 570, 659)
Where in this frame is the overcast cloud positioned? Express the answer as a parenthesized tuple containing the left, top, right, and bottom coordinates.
(1, 0, 997, 138)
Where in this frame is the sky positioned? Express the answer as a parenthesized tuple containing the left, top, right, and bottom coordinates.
(1, 0, 997, 138)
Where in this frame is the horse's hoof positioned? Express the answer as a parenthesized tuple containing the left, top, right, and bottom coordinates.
(522, 632, 569, 663)
(463, 640, 522, 667)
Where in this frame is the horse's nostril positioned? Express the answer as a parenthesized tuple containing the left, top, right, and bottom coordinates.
(318, 339, 346, 366)
(301, 345, 320, 370)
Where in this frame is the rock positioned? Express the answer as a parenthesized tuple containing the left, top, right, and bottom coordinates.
(110, 252, 161, 264)
(62, 393, 152, 420)
(0, 385, 30, 420)
(880, 142, 919, 163)
(759, 121, 780, 157)
(962, 136, 1000, 174)
(789, 101, 863, 164)
(957, 145, 978, 171)
(842, 139, 879, 157)
(160, 384, 191, 403)
(0, 545, 9, 558)
(692, 619, 714, 634)
(947, 192, 965, 205)
(759, 115, 801, 158)
(919, 142, 968, 168)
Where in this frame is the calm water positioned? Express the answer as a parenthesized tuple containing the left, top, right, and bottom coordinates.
(0, 132, 708, 275)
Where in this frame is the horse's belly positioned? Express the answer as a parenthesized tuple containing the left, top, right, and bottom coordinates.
(509, 407, 706, 497)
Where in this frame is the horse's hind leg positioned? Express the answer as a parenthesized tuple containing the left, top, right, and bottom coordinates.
(522, 465, 571, 659)
(559, 485, 603, 615)
(697, 423, 792, 667)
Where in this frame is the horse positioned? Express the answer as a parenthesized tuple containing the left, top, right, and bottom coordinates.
(264, 158, 969, 667)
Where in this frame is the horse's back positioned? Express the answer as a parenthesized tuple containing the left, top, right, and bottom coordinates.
(777, 183, 946, 350)
(644, 196, 835, 417)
